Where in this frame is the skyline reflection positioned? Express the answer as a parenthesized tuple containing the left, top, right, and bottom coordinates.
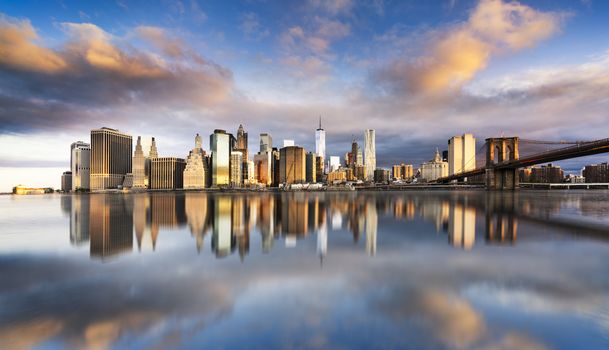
(66, 191, 609, 261)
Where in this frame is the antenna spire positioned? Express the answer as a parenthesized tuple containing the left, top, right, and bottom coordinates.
(319, 115, 322, 129)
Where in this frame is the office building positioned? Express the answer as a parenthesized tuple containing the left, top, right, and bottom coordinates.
(90, 127, 133, 190)
(364, 129, 376, 181)
(350, 139, 359, 167)
(235, 124, 249, 181)
(61, 171, 72, 192)
(315, 117, 326, 161)
(132, 136, 147, 188)
(272, 148, 281, 187)
(279, 146, 306, 184)
(420, 149, 448, 182)
(210, 129, 231, 187)
(374, 169, 390, 183)
(329, 156, 341, 172)
(230, 151, 243, 187)
(184, 133, 207, 189)
(355, 164, 366, 180)
(71, 142, 90, 191)
(315, 156, 324, 182)
(254, 152, 272, 186)
(306, 152, 317, 183)
(327, 169, 347, 183)
(260, 133, 272, 153)
(150, 157, 186, 189)
(392, 163, 413, 180)
(583, 162, 609, 183)
(246, 160, 255, 185)
(448, 134, 476, 176)
(529, 164, 564, 183)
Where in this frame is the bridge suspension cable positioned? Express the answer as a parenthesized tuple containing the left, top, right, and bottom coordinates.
(519, 139, 596, 145)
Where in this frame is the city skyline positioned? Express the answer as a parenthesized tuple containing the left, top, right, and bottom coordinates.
(1, 0, 609, 190)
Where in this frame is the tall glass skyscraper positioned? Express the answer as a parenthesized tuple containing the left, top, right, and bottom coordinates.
(210, 129, 231, 187)
(364, 129, 376, 181)
(90, 127, 132, 190)
(315, 117, 326, 160)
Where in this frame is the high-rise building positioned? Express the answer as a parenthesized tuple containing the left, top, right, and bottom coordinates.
(582, 162, 609, 183)
(392, 165, 402, 180)
(448, 134, 476, 176)
(279, 146, 306, 184)
(90, 127, 133, 190)
(350, 139, 359, 168)
(132, 136, 147, 188)
(529, 164, 564, 183)
(364, 129, 376, 181)
(421, 149, 448, 182)
(183, 134, 207, 189)
(71, 142, 90, 191)
(373, 169, 389, 183)
(246, 160, 255, 185)
(315, 116, 326, 161)
(329, 156, 341, 172)
(149, 137, 159, 158)
(315, 156, 324, 182)
(230, 151, 243, 187)
(235, 124, 249, 182)
(306, 152, 317, 183)
(61, 171, 72, 192)
(150, 157, 186, 189)
(355, 164, 366, 180)
(254, 152, 272, 185)
(392, 163, 414, 180)
(260, 133, 272, 153)
(210, 129, 231, 187)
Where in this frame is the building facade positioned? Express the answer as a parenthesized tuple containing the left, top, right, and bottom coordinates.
(448, 134, 476, 176)
(150, 157, 186, 189)
(235, 124, 249, 182)
(364, 129, 376, 181)
(279, 146, 306, 184)
(230, 151, 243, 187)
(315, 117, 326, 161)
(306, 152, 317, 183)
(260, 133, 272, 153)
(71, 142, 90, 191)
(421, 149, 448, 182)
(583, 162, 609, 183)
(183, 134, 207, 189)
(90, 127, 133, 190)
(132, 136, 147, 188)
(210, 130, 231, 187)
(61, 171, 72, 192)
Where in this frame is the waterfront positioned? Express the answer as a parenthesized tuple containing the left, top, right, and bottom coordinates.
(1, 191, 609, 349)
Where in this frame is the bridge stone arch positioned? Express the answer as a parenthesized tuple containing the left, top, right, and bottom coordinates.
(485, 137, 520, 190)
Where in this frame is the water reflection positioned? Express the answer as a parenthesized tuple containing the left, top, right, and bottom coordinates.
(3, 191, 609, 349)
(67, 191, 609, 261)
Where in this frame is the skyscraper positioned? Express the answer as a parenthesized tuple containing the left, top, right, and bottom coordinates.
(260, 133, 272, 153)
(306, 152, 317, 183)
(150, 157, 186, 189)
(210, 129, 231, 187)
(61, 171, 72, 192)
(235, 124, 249, 182)
(230, 151, 243, 187)
(364, 129, 376, 180)
(448, 134, 476, 176)
(279, 146, 306, 184)
(315, 116, 326, 160)
(132, 136, 147, 188)
(90, 127, 133, 190)
(183, 133, 207, 189)
(71, 142, 90, 191)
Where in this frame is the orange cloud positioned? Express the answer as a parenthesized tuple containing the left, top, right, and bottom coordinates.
(376, 0, 563, 94)
(0, 15, 66, 73)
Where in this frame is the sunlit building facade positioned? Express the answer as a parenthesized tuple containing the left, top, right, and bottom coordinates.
(279, 146, 306, 184)
(90, 127, 133, 190)
(132, 136, 147, 188)
(71, 142, 90, 191)
(315, 117, 326, 161)
(230, 151, 243, 187)
(183, 134, 207, 189)
(421, 149, 448, 182)
(210, 129, 231, 187)
(448, 133, 476, 176)
(364, 129, 376, 181)
(150, 157, 186, 189)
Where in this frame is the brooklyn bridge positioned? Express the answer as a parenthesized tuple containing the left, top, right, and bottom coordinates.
(436, 137, 609, 190)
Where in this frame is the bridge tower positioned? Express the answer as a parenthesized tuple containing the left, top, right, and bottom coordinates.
(485, 137, 519, 190)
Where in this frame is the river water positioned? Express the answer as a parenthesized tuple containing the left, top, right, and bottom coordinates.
(1, 191, 609, 349)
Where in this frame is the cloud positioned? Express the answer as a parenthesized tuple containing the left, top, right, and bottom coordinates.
(0, 14, 232, 134)
(374, 0, 564, 94)
(0, 15, 67, 73)
(308, 0, 354, 16)
(239, 12, 270, 40)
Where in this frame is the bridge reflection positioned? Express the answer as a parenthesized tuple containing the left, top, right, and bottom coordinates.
(66, 191, 609, 261)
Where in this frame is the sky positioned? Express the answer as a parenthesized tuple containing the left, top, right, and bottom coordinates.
(0, 0, 608, 190)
